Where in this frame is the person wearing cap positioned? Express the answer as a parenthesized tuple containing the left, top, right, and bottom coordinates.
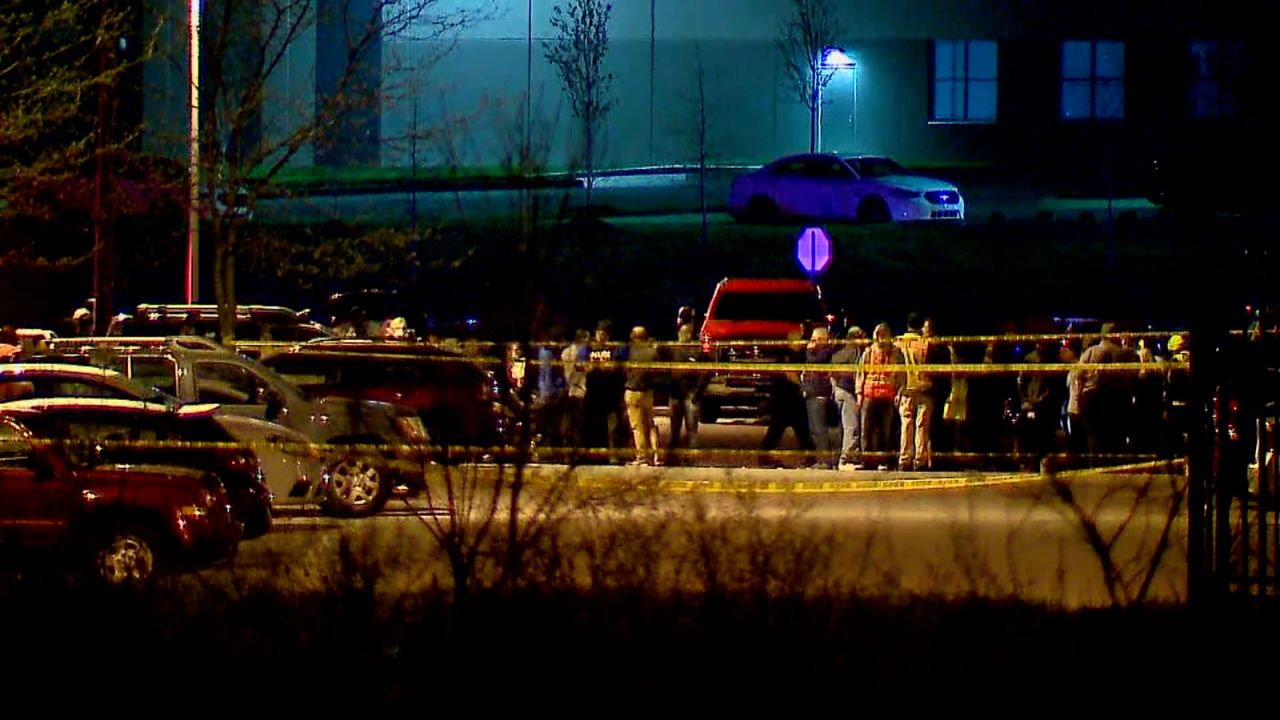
(830, 325, 866, 470)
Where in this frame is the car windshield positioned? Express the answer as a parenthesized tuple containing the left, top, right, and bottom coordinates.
(845, 157, 911, 178)
(712, 292, 826, 323)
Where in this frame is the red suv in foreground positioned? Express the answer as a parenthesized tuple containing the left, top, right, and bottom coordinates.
(0, 416, 241, 586)
(697, 277, 831, 423)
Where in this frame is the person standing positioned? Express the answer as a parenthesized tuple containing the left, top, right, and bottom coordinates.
(800, 326, 836, 468)
(586, 320, 628, 462)
(560, 329, 592, 450)
(831, 326, 866, 470)
(664, 322, 708, 465)
(1015, 341, 1056, 470)
(1078, 323, 1131, 465)
(1164, 333, 1191, 455)
(922, 318, 953, 461)
(859, 323, 905, 470)
(623, 326, 660, 465)
(761, 329, 814, 465)
(897, 313, 933, 471)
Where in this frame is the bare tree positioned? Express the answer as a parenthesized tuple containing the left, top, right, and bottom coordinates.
(183, 0, 488, 343)
(777, 0, 840, 153)
(1, 0, 153, 332)
(543, 0, 614, 210)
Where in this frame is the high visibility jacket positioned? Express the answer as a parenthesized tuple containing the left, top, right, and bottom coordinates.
(898, 332, 931, 393)
(860, 344, 900, 401)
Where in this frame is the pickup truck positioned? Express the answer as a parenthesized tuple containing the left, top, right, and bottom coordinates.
(696, 277, 831, 423)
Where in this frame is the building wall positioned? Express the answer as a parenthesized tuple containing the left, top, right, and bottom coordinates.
(142, 0, 1276, 184)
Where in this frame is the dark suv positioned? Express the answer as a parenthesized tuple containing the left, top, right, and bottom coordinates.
(0, 415, 241, 586)
(697, 277, 831, 423)
(262, 338, 509, 452)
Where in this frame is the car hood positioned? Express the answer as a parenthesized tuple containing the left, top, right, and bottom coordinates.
(873, 174, 959, 194)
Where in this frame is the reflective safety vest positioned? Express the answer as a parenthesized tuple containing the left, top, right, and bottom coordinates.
(862, 345, 897, 401)
(898, 333, 931, 393)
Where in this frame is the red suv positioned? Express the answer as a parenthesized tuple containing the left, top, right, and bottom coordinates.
(697, 277, 831, 423)
(0, 415, 241, 586)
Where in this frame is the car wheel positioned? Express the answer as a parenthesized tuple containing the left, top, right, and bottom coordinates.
(856, 196, 891, 224)
(744, 195, 780, 223)
(89, 525, 163, 588)
(325, 454, 389, 517)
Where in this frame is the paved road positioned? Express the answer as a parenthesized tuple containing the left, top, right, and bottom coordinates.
(256, 170, 1158, 226)
(227, 460, 1188, 609)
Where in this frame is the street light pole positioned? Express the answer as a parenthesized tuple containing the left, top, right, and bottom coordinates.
(187, 0, 201, 303)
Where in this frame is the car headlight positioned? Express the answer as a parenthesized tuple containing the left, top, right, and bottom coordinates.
(883, 187, 923, 200)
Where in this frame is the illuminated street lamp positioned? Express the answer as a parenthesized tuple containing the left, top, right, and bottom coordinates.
(187, 0, 201, 302)
(817, 46, 855, 153)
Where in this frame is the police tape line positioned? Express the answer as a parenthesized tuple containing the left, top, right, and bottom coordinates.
(236, 330, 1186, 354)
(234, 343, 1192, 376)
(22, 437, 1188, 494)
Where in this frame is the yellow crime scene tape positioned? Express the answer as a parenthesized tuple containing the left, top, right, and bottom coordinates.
(24, 437, 1187, 495)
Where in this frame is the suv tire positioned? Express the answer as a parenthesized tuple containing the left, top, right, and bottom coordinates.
(325, 453, 389, 517)
(88, 524, 164, 588)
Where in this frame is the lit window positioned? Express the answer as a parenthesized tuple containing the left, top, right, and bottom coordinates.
(931, 40, 997, 123)
(1061, 40, 1124, 120)
(1190, 41, 1242, 118)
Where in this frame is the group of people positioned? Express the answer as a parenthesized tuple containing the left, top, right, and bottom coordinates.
(756, 314, 948, 471)
(758, 315, 1195, 471)
(501, 312, 1196, 471)
(500, 319, 708, 465)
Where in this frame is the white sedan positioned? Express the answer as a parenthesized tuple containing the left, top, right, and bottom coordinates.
(728, 153, 964, 224)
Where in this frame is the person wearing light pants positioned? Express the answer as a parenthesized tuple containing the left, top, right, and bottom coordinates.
(831, 326, 866, 470)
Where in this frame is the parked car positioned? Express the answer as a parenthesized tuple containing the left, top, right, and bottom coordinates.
(212, 414, 330, 509)
(0, 398, 274, 539)
(110, 303, 332, 347)
(0, 362, 176, 405)
(33, 336, 427, 516)
(0, 413, 241, 586)
(261, 338, 510, 452)
(728, 153, 965, 224)
(696, 277, 833, 423)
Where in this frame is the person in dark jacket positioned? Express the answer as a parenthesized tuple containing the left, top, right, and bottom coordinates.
(831, 326, 866, 470)
(585, 319, 628, 462)
(800, 326, 836, 468)
(761, 329, 814, 465)
(664, 322, 709, 465)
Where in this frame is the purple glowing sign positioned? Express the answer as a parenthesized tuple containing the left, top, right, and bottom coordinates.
(795, 226, 832, 275)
